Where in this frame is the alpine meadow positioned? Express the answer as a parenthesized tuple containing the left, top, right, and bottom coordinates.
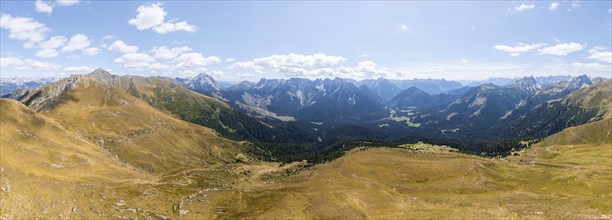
(0, 1, 611, 219)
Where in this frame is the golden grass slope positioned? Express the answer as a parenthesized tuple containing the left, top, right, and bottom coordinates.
(0, 73, 251, 218)
(37, 78, 244, 173)
(0, 99, 152, 218)
(214, 145, 609, 219)
(217, 115, 611, 219)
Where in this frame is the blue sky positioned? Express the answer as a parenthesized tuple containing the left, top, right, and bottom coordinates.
(1, 1, 611, 81)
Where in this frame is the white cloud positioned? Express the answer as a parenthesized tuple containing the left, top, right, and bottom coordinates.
(56, 0, 79, 6)
(128, 3, 196, 34)
(174, 52, 221, 67)
(107, 40, 139, 53)
(225, 58, 235, 62)
(587, 47, 612, 63)
(114, 53, 155, 69)
(229, 53, 348, 78)
(35, 49, 58, 58)
(514, 4, 535, 12)
(38, 35, 67, 49)
(539, 42, 584, 56)
(609, 8, 612, 14)
(61, 34, 91, 53)
(0, 57, 60, 70)
(34, 35, 67, 58)
(129, 3, 166, 30)
(493, 43, 546, 56)
(82, 47, 99, 56)
(152, 21, 196, 34)
(253, 53, 347, 69)
(0, 14, 50, 48)
(229, 61, 264, 70)
(461, 59, 468, 64)
(64, 65, 94, 73)
(34, 0, 80, 15)
(549, 2, 559, 10)
(401, 24, 408, 30)
(151, 46, 191, 59)
(114, 46, 220, 74)
(34, 1, 54, 14)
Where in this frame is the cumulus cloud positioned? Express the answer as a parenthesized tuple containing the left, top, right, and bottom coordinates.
(114, 46, 219, 74)
(0, 57, 60, 70)
(82, 47, 99, 56)
(128, 3, 166, 30)
(175, 52, 221, 67)
(34, 36, 67, 58)
(401, 24, 408, 30)
(64, 65, 94, 73)
(34, 1, 54, 14)
(514, 4, 535, 12)
(152, 21, 196, 34)
(587, 47, 612, 63)
(228, 53, 347, 78)
(228, 53, 354, 78)
(539, 42, 584, 56)
(225, 58, 235, 62)
(493, 43, 546, 56)
(254, 53, 346, 69)
(0, 14, 50, 48)
(151, 46, 191, 59)
(229, 61, 264, 70)
(107, 40, 139, 53)
(34, 0, 80, 15)
(128, 3, 196, 34)
(114, 53, 155, 69)
(61, 34, 91, 53)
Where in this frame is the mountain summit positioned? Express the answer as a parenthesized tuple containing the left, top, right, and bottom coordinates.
(176, 73, 221, 95)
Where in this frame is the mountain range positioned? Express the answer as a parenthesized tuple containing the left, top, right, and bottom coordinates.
(0, 77, 57, 97)
(4, 69, 609, 158)
(1, 68, 610, 218)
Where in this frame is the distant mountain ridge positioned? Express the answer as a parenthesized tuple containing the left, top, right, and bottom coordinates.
(5, 69, 609, 157)
(0, 77, 58, 97)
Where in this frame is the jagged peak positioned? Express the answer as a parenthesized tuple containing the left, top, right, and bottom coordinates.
(511, 76, 541, 93)
(88, 68, 112, 77)
(194, 72, 213, 79)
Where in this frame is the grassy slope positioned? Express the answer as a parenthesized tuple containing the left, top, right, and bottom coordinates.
(0, 77, 252, 219)
(40, 81, 244, 173)
(2, 73, 610, 218)
(218, 116, 611, 219)
(0, 99, 153, 218)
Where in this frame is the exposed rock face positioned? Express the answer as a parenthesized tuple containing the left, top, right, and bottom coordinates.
(176, 73, 220, 95)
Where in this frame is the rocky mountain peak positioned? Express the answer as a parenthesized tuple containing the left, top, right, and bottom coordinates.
(569, 75, 592, 87)
(176, 72, 220, 93)
(89, 68, 112, 77)
(512, 76, 542, 93)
